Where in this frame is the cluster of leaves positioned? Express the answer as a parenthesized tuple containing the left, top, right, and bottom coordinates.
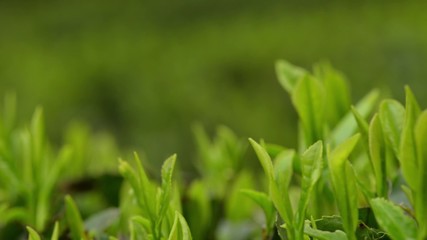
(0, 60, 426, 240)
(245, 60, 425, 240)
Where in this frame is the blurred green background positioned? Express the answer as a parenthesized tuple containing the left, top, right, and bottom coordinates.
(1, 0, 426, 167)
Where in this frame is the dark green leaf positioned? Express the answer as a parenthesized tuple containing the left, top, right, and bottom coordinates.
(186, 180, 211, 240)
(304, 220, 348, 240)
(312, 214, 388, 240)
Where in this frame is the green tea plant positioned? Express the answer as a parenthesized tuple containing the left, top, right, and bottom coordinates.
(186, 125, 259, 239)
(246, 60, 426, 240)
(0, 95, 73, 233)
(0, 60, 426, 240)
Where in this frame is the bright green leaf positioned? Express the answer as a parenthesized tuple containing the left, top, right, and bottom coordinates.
(51, 221, 59, 240)
(351, 106, 369, 146)
(26, 226, 41, 240)
(330, 134, 360, 168)
(156, 154, 177, 230)
(370, 198, 417, 240)
(314, 62, 351, 126)
(118, 153, 157, 223)
(249, 138, 274, 182)
(292, 74, 325, 145)
(250, 139, 294, 238)
(65, 195, 85, 240)
(415, 110, 427, 240)
(30, 107, 45, 167)
(273, 149, 295, 218)
(368, 114, 388, 197)
(295, 141, 323, 235)
(130, 216, 152, 240)
(379, 100, 405, 157)
(168, 211, 192, 240)
(275, 60, 307, 93)
(328, 134, 360, 240)
(399, 86, 420, 191)
(240, 189, 275, 234)
(133, 152, 157, 220)
(330, 89, 379, 147)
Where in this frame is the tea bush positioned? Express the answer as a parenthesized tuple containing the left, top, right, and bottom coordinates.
(0, 61, 425, 240)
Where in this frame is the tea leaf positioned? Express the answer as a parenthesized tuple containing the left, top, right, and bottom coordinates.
(379, 100, 405, 157)
(30, 107, 45, 167)
(330, 89, 379, 146)
(118, 153, 157, 223)
(304, 221, 348, 240)
(292, 74, 325, 144)
(249, 139, 294, 238)
(26, 226, 41, 240)
(134, 152, 157, 220)
(415, 110, 427, 239)
(156, 154, 177, 230)
(314, 62, 351, 126)
(130, 216, 152, 240)
(368, 114, 387, 198)
(295, 141, 323, 234)
(276, 60, 307, 93)
(249, 138, 274, 182)
(351, 106, 369, 145)
(370, 198, 417, 240)
(399, 86, 421, 191)
(273, 149, 295, 213)
(328, 134, 360, 240)
(65, 195, 85, 240)
(168, 211, 192, 240)
(240, 189, 275, 233)
(51, 221, 60, 240)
